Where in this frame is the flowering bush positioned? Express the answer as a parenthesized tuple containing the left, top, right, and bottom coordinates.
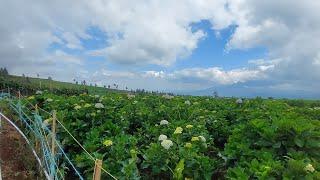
(94, 103, 104, 109)
(19, 92, 320, 179)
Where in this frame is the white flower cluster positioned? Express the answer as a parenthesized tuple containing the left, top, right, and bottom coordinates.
(127, 94, 135, 99)
(161, 139, 173, 150)
(46, 98, 53, 102)
(236, 98, 243, 104)
(185, 100, 191, 105)
(74, 105, 81, 110)
(158, 134, 167, 141)
(198, 135, 206, 142)
(160, 120, 169, 125)
(95, 103, 104, 109)
(162, 94, 174, 99)
(36, 90, 43, 95)
(158, 134, 173, 150)
(304, 164, 315, 172)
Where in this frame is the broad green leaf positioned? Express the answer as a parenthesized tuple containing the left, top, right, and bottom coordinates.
(173, 159, 185, 180)
(293, 137, 304, 147)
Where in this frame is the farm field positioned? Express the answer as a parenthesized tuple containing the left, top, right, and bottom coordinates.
(2, 1, 320, 179)
(0, 75, 123, 95)
(16, 91, 320, 179)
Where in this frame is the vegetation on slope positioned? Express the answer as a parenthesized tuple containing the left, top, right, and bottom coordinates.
(16, 92, 320, 179)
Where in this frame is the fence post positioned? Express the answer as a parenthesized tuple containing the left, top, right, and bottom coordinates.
(50, 110, 57, 179)
(34, 104, 40, 153)
(51, 110, 57, 156)
(18, 90, 22, 119)
(92, 159, 102, 180)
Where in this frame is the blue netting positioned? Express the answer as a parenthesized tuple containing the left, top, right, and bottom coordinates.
(2, 92, 84, 180)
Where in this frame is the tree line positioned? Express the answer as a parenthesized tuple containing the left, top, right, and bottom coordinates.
(0, 67, 9, 76)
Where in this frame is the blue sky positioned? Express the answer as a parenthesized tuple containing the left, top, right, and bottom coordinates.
(2, 1, 320, 98)
(49, 22, 267, 76)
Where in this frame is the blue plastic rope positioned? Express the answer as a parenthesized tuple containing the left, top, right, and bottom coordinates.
(1, 94, 85, 180)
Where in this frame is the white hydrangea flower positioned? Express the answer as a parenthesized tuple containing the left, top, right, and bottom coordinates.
(185, 100, 191, 105)
(304, 164, 315, 172)
(127, 94, 135, 99)
(198, 136, 206, 142)
(160, 120, 169, 125)
(36, 90, 43, 95)
(236, 98, 243, 104)
(94, 95, 100, 98)
(46, 98, 53, 102)
(158, 134, 167, 141)
(162, 94, 174, 99)
(95, 103, 104, 109)
(161, 139, 173, 150)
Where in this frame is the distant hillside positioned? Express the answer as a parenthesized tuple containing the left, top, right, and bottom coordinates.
(0, 75, 125, 95)
(186, 82, 320, 100)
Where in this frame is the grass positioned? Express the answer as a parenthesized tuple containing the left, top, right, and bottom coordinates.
(2, 75, 126, 95)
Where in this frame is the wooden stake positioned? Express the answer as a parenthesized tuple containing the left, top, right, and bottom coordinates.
(34, 104, 40, 153)
(92, 159, 102, 180)
(51, 110, 57, 157)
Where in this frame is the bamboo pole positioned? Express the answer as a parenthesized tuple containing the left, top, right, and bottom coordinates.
(50, 110, 57, 179)
(92, 159, 102, 180)
(51, 110, 57, 157)
(35, 104, 40, 153)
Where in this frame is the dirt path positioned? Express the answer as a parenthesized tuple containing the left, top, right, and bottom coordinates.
(0, 117, 37, 180)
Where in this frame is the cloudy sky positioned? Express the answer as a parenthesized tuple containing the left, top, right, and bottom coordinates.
(1, 0, 320, 98)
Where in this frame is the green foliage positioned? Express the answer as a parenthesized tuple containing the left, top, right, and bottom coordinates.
(14, 92, 320, 179)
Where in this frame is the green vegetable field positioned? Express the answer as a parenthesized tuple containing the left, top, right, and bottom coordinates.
(18, 91, 320, 179)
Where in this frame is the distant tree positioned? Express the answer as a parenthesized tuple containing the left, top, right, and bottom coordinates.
(108, 85, 111, 89)
(37, 73, 39, 78)
(22, 74, 25, 78)
(0, 68, 4, 76)
(76, 81, 78, 85)
(103, 85, 106, 88)
(26, 76, 31, 83)
(48, 76, 52, 80)
(3, 68, 8, 76)
(95, 83, 97, 87)
(213, 91, 219, 98)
